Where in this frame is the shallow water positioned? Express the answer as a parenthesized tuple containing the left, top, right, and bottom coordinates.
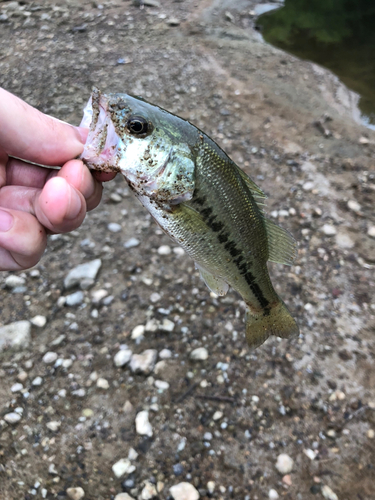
(258, 0, 375, 128)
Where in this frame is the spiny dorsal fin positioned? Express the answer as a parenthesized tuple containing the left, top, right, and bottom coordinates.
(195, 263, 229, 296)
(264, 218, 297, 265)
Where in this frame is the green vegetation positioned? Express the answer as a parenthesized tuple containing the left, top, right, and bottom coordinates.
(258, 0, 375, 125)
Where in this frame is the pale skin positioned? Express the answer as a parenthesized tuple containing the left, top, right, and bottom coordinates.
(0, 88, 116, 271)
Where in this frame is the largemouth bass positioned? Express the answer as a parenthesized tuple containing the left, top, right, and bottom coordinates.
(81, 88, 299, 349)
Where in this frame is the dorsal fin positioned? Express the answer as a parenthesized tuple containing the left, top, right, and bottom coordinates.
(235, 164, 267, 200)
(264, 218, 297, 265)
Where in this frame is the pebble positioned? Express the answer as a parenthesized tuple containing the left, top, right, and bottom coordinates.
(124, 237, 140, 248)
(159, 318, 175, 332)
(131, 324, 145, 339)
(97, 378, 109, 389)
(145, 318, 159, 332)
(114, 494, 135, 500)
(159, 348, 172, 359)
(155, 379, 169, 390)
(275, 454, 294, 474)
(128, 448, 138, 460)
(114, 349, 133, 367)
(64, 259, 102, 289)
(5, 275, 26, 288)
(31, 315, 47, 328)
(0, 321, 31, 352)
(66, 487, 85, 500)
(302, 181, 314, 191)
(65, 291, 84, 307)
(158, 245, 171, 255)
(167, 18, 180, 26)
(190, 347, 208, 361)
(123, 400, 134, 414)
(135, 410, 153, 437)
(367, 429, 374, 439)
(269, 489, 279, 500)
(112, 458, 135, 478)
(110, 193, 122, 203)
(17, 371, 28, 382)
(91, 289, 108, 304)
(207, 481, 215, 494)
(367, 226, 375, 238)
(321, 485, 339, 500)
(11, 382, 23, 393)
(46, 421, 61, 431)
(141, 482, 157, 499)
(304, 448, 316, 460)
(32, 376, 43, 386)
(212, 411, 223, 421)
(150, 292, 161, 303)
(169, 482, 199, 500)
(43, 351, 58, 364)
(335, 232, 354, 249)
(347, 199, 361, 212)
(108, 222, 122, 232)
(322, 224, 337, 236)
(4, 412, 21, 424)
(130, 349, 157, 374)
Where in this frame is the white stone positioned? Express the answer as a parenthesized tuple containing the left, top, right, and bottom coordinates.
(62, 359, 73, 369)
(173, 247, 185, 256)
(131, 324, 145, 339)
(43, 352, 58, 364)
(66, 487, 85, 500)
(108, 222, 122, 233)
(123, 401, 134, 414)
(112, 458, 134, 478)
(347, 200, 361, 212)
(158, 245, 171, 255)
(91, 289, 108, 304)
(64, 259, 102, 289)
(207, 481, 215, 494)
(335, 232, 354, 249)
(65, 291, 84, 306)
(114, 349, 132, 367)
(269, 489, 279, 500)
(367, 226, 375, 238)
(114, 494, 135, 500)
(11, 383, 23, 393)
(159, 348, 172, 359)
(302, 181, 314, 191)
(0, 321, 31, 352)
(5, 275, 26, 288)
(303, 448, 316, 460)
(30, 315, 47, 328)
(124, 237, 140, 248)
(159, 319, 175, 332)
(4, 412, 21, 424)
(97, 378, 109, 389)
(322, 485, 338, 500)
(155, 380, 169, 391)
(212, 411, 223, 421)
(46, 421, 61, 431)
(128, 448, 138, 460)
(190, 347, 208, 361)
(322, 224, 337, 236)
(141, 482, 157, 499)
(130, 349, 157, 375)
(154, 360, 167, 375)
(32, 376, 43, 386)
(275, 454, 294, 474)
(145, 318, 160, 332)
(135, 410, 153, 437)
(150, 292, 161, 303)
(169, 482, 199, 500)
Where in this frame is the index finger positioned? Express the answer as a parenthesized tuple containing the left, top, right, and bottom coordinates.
(0, 87, 87, 166)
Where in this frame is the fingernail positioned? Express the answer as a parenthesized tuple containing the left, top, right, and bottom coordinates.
(67, 189, 83, 221)
(0, 210, 14, 232)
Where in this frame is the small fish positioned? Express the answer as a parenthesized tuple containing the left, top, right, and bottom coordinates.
(81, 88, 299, 349)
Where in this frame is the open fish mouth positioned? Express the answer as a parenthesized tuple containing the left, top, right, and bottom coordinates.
(80, 90, 122, 172)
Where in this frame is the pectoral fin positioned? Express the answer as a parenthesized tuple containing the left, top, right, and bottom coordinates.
(196, 264, 229, 296)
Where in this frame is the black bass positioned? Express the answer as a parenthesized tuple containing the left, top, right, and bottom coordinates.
(80, 88, 299, 349)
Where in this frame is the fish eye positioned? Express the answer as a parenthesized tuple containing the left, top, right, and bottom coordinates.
(127, 116, 149, 135)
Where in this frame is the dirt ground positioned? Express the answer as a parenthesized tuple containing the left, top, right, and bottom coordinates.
(0, 1, 375, 499)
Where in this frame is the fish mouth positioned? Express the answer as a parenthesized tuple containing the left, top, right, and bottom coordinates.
(80, 89, 122, 173)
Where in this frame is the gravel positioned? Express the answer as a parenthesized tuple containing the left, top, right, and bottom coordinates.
(275, 454, 294, 475)
(129, 349, 158, 374)
(135, 410, 153, 437)
(169, 482, 200, 500)
(0, 320, 31, 352)
(190, 347, 209, 361)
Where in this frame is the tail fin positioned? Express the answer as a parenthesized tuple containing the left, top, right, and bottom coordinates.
(245, 300, 299, 349)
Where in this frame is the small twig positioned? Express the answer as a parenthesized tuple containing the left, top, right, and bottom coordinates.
(197, 395, 235, 404)
(174, 382, 199, 404)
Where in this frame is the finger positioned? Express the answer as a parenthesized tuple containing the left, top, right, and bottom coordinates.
(5, 156, 51, 189)
(0, 208, 47, 271)
(0, 88, 88, 165)
(92, 171, 118, 183)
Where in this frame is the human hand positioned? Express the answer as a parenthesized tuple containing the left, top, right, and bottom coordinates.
(0, 87, 116, 271)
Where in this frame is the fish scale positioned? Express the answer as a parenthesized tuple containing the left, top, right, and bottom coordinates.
(81, 89, 299, 349)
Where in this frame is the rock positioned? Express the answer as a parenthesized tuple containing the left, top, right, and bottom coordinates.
(347, 199, 361, 212)
(130, 349, 157, 374)
(275, 454, 294, 474)
(155, 379, 169, 391)
(64, 259, 102, 289)
(321, 485, 338, 500)
(5, 275, 26, 288)
(108, 222, 122, 232)
(46, 421, 61, 431)
(269, 489, 279, 500)
(112, 458, 135, 478)
(159, 348, 172, 359)
(91, 289, 108, 304)
(141, 482, 158, 499)
(110, 193, 122, 203)
(190, 347, 208, 361)
(128, 447, 138, 460)
(322, 224, 337, 236)
(159, 318, 175, 332)
(65, 291, 84, 306)
(143, 0, 160, 7)
(135, 410, 153, 437)
(150, 292, 161, 303)
(97, 378, 109, 389)
(167, 18, 180, 26)
(0, 321, 31, 352)
(367, 429, 375, 439)
(212, 411, 223, 421)
(66, 487, 85, 500)
(114, 349, 132, 367)
(11, 382, 23, 393)
(158, 245, 171, 255)
(169, 482, 200, 500)
(145, 318, 160, 332)
(31, 315, 47, 328)
(335, 232, 354, 249)
(124, 237, 140, 248)
(43, 351, 58, 364)
(4, 412, 21, 424)
(368, 226, 375, 238)
(114, 494, 135, 500)
(207, 482, 215, 494)
(131, 324, 145, 339)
